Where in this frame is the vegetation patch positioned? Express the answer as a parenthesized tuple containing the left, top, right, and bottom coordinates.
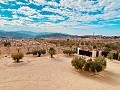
(32, 49, 46, 57)
(63, 50, 76, 56)
(71, 56, 107, 74)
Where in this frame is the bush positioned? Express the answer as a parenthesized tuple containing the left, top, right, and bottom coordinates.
(89, 61, 103, 73)
(84, 60, 93, 71)
(72, 56, 107, 73)
(11, 53, 24, 63)
(63, 50, 76, 56)
(40, 49, 46, 54)
(71, 57, 86, 70)
(32, 49, 46, 57)
(95, 56, 107, 69)
(32, 50, 38, 55)
(3, 42, 11, 47)
(37, 49, 46, 57)
(107, 52, 113, 60)
(26, 52, 32, 54)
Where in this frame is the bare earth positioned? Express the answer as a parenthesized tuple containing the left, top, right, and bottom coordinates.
(0, 54, 120, 90)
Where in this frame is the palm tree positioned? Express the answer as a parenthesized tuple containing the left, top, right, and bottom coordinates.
(48, 47, 56, 58)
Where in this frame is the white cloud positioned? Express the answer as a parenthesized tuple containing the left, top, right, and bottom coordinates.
(15, 6, 37, 16)
(0, 0, 120, 34)
(29, 0, 45, 5)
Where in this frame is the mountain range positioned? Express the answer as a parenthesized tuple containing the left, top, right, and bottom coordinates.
(0, 30, 76, 39)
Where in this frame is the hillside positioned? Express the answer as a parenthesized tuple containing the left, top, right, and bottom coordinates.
(0, 30, 33, 39)
(35, 33, 73, 38)
(0, 30, 80, 39)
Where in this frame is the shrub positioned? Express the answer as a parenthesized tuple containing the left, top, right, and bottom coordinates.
(32, 49, 46, 57)
(26, 52, 32, 54)
(89, 61, 103, 73)
(84, 60, 93, 71)
(71, 57, 86, 70)
(32, 50, 38, 55)
(107, 52, 113, 60)
(3, 42, 11, 47)
(72, 56, 107, 73)
(63, 50, 76, 56)
(37, 49, 46, 57)
(11, 53, 24, 63)
(95, 56, 107, 69)
(40, 49, 46, 54)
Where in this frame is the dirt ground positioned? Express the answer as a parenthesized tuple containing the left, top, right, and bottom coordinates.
(0, 54, 120, 90)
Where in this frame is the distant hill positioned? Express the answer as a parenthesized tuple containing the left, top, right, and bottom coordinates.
(0, 30, 79, 39)
(16, 30, 39, 36)
(35, 33, 73, 38)
(0, 30, 33, 39)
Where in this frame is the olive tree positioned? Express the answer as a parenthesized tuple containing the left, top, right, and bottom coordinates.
(48, 47, 56, 58)
(11, 53, 24, 63)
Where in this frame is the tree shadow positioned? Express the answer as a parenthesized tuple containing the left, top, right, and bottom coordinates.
(49, 57, 64, 62)
(8, 61, 30, 67)
(72, 69, 120, 86)
(63, 54, 76, 58)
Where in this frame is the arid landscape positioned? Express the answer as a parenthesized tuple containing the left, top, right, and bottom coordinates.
(0, 38, 120, 90)
(0, 0, 120, 90)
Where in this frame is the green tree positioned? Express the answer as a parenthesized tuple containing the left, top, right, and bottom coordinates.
(11, 53, 24, 63)
(48, 47, 56, 58)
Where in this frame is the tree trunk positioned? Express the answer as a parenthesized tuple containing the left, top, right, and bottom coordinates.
(38, 54, 41, 57)
(17, 59, 19, 63)
(51, 54, 53, 58)
(18, 50, 19, 53)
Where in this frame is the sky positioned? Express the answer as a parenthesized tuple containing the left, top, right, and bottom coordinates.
(0, 0, 120, 36)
